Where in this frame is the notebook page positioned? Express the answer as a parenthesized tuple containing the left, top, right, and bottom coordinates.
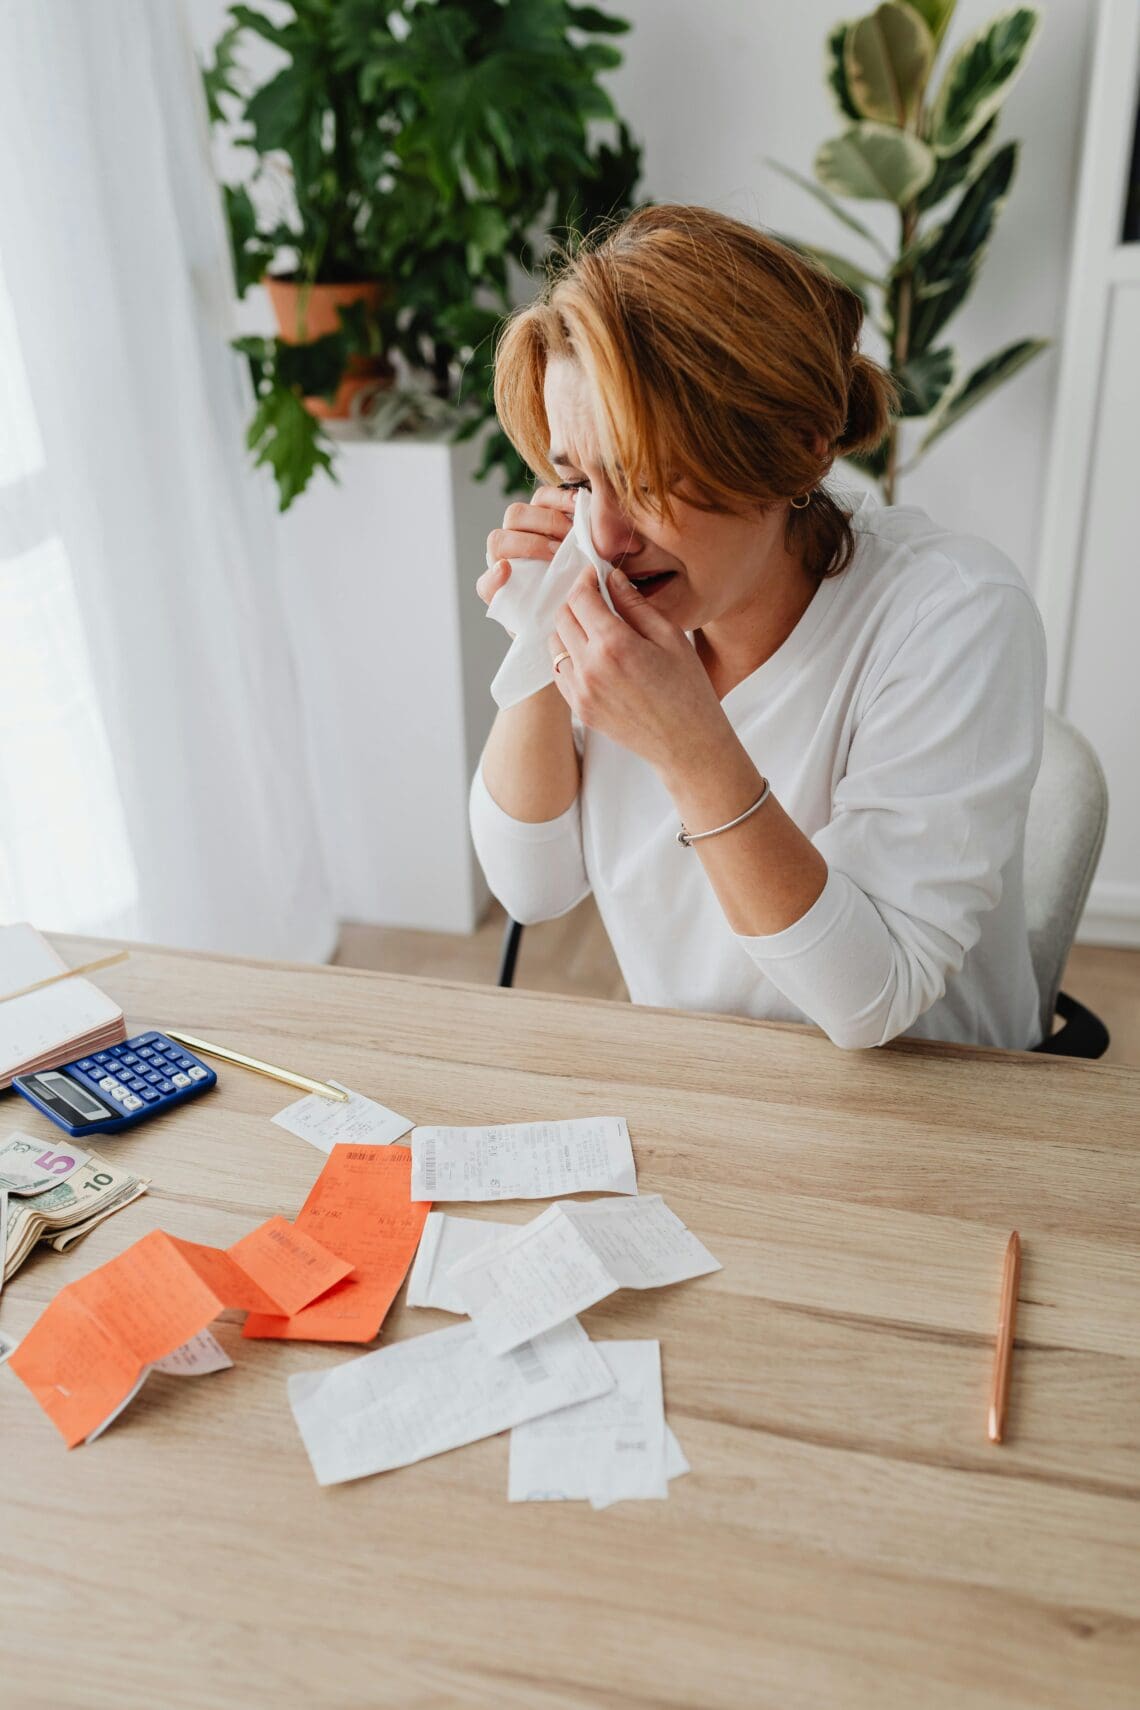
(0, 924, 124, 1085)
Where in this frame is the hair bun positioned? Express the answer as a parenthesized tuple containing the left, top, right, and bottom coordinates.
(837, 352, 898, 457)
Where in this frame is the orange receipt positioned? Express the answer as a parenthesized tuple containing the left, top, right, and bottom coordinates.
(10, 1218, 352, 1447)
(244, 1144, 431, 1343)
(228, 1214, 354, 1316)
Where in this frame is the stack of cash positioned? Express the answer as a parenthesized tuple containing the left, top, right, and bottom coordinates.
(0, 1144, 148, 1292)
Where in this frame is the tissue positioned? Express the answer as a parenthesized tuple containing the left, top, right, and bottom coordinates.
(485, 487, 617, 709)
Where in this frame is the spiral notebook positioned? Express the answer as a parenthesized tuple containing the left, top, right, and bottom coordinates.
(0, 924, 126, 1089)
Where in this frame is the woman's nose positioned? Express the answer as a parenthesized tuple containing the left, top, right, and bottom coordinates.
(587, 489, 643, 565)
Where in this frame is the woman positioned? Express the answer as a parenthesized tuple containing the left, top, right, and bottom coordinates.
(470, 205, 1046, 1051)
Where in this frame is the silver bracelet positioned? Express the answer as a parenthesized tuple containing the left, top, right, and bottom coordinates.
(677, 779, 772, 847)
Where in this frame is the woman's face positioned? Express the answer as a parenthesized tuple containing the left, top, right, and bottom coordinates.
(544, 357, 808, 634)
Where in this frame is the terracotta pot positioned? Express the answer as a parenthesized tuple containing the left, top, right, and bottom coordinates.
(264, 278, 395, 420)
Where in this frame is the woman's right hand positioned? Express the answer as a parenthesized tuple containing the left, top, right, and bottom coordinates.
(476, 484, 578, 608)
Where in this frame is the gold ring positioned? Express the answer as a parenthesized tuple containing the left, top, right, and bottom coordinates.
(552, 650, 572, 673)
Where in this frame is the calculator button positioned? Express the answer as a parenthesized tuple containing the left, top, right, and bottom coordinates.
(175, 1056, 195, 1070)
(188, 1066, 208, 1082)
(95, 1052, 113, 1064)
(122, 1053, 140, 1066)
(122, 1095, 142, 1111)
(109, 1087, 129, 1103)
(142, 1069, 161, 1084)
(99, 1076, 117, 1092)
(140, 1086, 160, 1102)
(156, 1078, 174, 1094)
(171, 1072, 191, 1088)
(77, 1058, 96, 1071)
(125, 1076, 145, 1091)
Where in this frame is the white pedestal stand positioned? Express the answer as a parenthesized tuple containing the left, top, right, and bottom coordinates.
(278, 430, 510, 933)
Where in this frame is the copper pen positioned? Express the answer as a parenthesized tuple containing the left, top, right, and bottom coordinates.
(987, 1230, 1022, 1444)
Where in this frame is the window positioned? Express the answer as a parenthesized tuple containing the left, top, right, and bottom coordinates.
(0, 253, 138, 929)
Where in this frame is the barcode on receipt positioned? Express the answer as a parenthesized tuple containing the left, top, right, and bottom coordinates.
(422, 1139, 435, 1194)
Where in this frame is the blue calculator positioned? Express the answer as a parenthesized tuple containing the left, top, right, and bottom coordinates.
(12, 1032, 217, 1136)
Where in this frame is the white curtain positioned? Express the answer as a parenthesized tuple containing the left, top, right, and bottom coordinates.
(0, 0, 336, 961)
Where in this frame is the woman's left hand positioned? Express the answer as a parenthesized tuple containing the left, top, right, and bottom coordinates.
(548, 565, 731, 777)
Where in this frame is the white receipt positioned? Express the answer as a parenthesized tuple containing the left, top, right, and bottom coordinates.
(509, 1341, 688, 1507)
(287, 1317, 614, 1486)
(85, 1328, 233, 1443)
(0, 1132, 91, 1196)
(272, 1080, 413, 1153)
(410, 1117, 636, 1202)
(450, 1195, 722, 1355)
(405, 1212, 518, 1313)
(485, 485, 618, 709)
(589, 1427, 690, 1509)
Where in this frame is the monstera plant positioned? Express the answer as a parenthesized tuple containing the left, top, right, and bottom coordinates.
(772, 2, 1047, 501)
(203, 0, 643, 510)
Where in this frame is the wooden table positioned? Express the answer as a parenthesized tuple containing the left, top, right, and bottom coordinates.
(2, 938, 1139, 1709)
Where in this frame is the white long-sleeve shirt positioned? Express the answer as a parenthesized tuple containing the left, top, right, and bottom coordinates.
(470, 487, 1047, 1051)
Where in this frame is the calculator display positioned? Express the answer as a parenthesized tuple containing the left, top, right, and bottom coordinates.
(32, 1071, 114, 1122)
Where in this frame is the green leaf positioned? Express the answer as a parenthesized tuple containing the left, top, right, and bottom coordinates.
(825, 22, 862, 122)
(929, 7, 1041, 156)
(894, 141, 1020, 354)
(917, 336, 1048, 451)
(844, 4, 935, 127)
(814, 122, 936, 205)
(245, 60, 317, 155)
(844, 437, 892, 481)
(767, 158, 892, 256)
(275, 327, 355, 397)
(906, 259, 977, 353)
(916, 114, 997, 212)
(202, 21, 243, 124)
(222, 184, 277, 296)
(917, 140, 1018, 285)
(896, 345, 955, 414)
(231, 333, 272, 395)
(227, 5, 296, 52)
(465, 202, 511, 275)
(246, 384, 335, 511)
(903, 0, 958, 45)
(565, 5, 632, 35)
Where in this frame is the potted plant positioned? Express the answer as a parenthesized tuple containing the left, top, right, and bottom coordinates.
(203, 0, 644, 509)
(770, 1, 1049, 502)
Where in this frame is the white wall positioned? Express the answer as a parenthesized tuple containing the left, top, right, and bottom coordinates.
(601, 0, 1094, 591)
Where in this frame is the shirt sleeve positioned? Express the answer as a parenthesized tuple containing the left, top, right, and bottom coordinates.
(735, 577, 1046, 1049)
(469, 759, 591, 926)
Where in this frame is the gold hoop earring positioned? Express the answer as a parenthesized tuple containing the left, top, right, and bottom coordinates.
(790, 492, 812, 510)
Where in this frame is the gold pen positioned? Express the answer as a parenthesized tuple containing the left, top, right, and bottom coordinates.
(987, 1230, 1022, 1444)
(163, 1028, 349, 1102)
(1, 948, 130, 1004)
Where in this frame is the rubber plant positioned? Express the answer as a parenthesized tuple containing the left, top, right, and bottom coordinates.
(771, 2, 1048, 502)
(203, 0, 643, 510)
